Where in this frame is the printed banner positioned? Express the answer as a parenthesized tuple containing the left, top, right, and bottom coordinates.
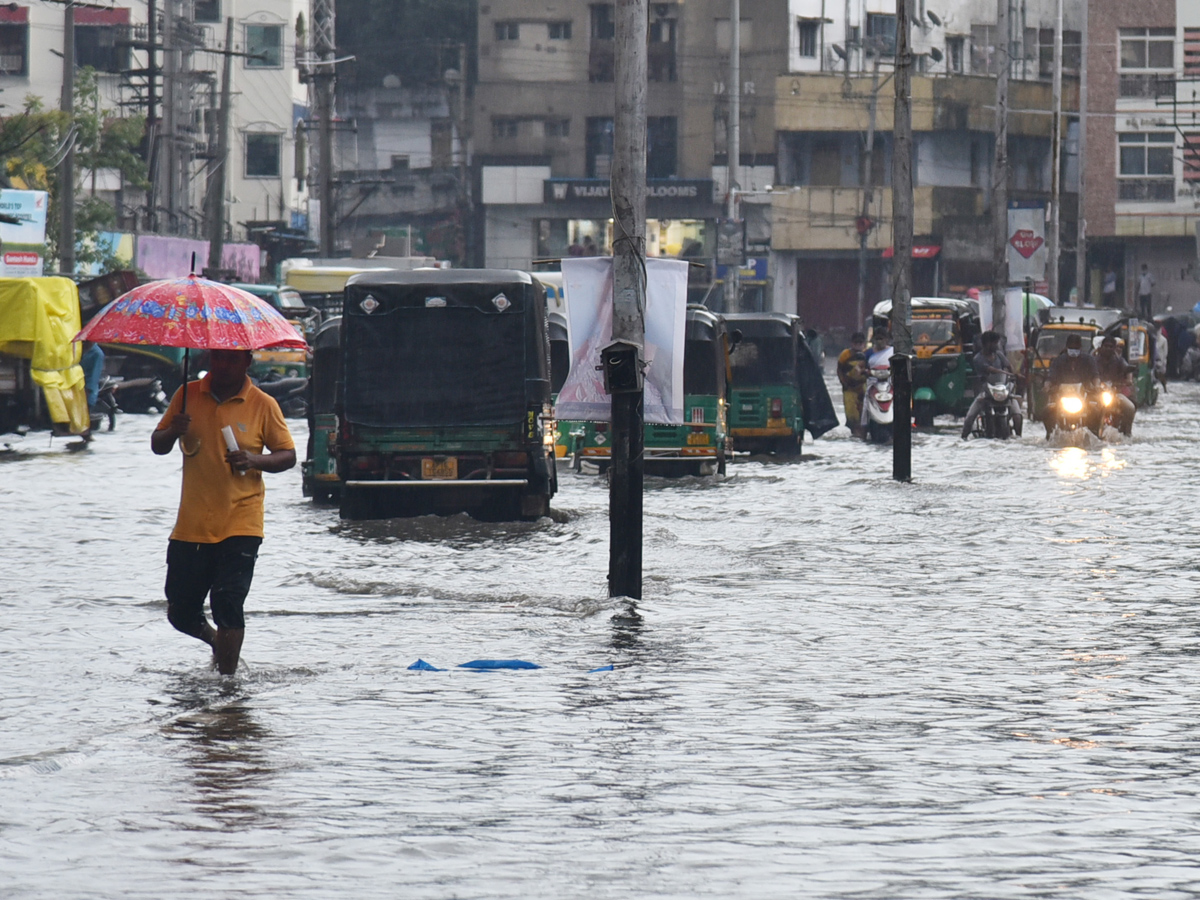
(556, 256, 688, 424)
(0, 190, 48, 276)
(978, 287, 1029, 349)
(135, 235, 261, 282)
(1006, 204, 1047, 282)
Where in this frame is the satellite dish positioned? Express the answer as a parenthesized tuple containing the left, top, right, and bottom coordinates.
(382, 74, 401, 89)
(927, 10, 942, 26)
(831, 43, 847, 60)
(929, 47, 944, 62)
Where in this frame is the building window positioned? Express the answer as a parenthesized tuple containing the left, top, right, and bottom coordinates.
(590, 4, 615, 40)
(648, 13, 676, 81)
(1185, 28, 1200, 77)
(245, 24, 283, 68)
(865, 13, 896, 56)
(1120, 27, 1174, 98)
(946, 35, 964, 72)
(245, 133, 281, 178)
(0, 22, 27, 76)
(1118, 132, 1174, 202)
(494, 21, 519, 41)
(1184, 133, 1200, 181)
(548, 21, 571, 40)
(586, 117, 614, 178)
(75, 23, 129, 73)
(798, 21, 819, 58)
(647, 116, 677, 179)
(544, 118, 570, 138)
(492, 118, 519, 139)
(195, 0, 219, 24)
(970, 24, 999, 74)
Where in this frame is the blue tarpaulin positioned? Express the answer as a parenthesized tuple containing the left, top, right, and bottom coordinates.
(458, 659, 542, 670)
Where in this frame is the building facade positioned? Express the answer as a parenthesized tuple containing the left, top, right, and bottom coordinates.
(473, 0, 787, 303)
(771, 0, 1084, 334)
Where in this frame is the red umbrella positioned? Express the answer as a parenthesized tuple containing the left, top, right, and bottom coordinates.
(76, 274, 308, 412)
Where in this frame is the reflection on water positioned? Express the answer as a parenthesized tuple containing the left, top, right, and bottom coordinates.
(5, 384, 1200, 897)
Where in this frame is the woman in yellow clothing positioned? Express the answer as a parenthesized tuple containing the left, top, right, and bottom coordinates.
(837, 332, 868, 438)
(151, 349, 296, 675)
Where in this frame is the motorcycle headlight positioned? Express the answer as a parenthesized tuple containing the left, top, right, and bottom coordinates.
(1101, 391, 1113, 407)
(1061, 396, 1084, 414)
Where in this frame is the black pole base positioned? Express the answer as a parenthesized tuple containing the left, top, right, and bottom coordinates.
(891, 354, 912, 483)
(608, 389, 644, 599)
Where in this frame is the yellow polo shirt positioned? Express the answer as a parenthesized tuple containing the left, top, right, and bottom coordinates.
(155, 375, 295, 543)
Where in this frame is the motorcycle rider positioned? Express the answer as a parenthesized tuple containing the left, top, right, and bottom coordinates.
(837, 332, 868, 438)
(1043, 332, 1100, 437)
(961, 330, 1022, 438)
(1095, 334, 1136, 435)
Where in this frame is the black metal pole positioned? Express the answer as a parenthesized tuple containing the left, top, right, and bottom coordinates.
(609, 390, 644, 598)
(891, 354, 911, 481)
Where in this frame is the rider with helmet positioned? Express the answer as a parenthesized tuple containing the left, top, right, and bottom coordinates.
(961, 330, 1022, 438)
(1043, 332, 1100, 436)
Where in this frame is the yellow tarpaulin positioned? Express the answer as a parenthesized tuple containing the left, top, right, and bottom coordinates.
(0, 277, 88, 433)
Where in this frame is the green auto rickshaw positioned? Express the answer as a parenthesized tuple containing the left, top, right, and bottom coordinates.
(723, 312, 837, 456)
(301, 315, 341, 503)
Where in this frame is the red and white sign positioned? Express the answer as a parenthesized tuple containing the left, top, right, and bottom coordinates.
(1006, 206, 1047, 280)
(3, 251, 39, 267)
(882, 244, 941, 259)
(1008, 229, 1044, 259)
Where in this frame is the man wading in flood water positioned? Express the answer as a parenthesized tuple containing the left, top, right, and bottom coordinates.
(151, 349, 295, 674)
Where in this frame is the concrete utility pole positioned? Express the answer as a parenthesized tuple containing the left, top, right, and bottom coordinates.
(1074, 4, 1088, 304)
(891, 0, 914, 482)
(727, 0, 741, 312)
(59, 2, 75, 275)
(992, 0, 1010, 332)
(608, 0, 647, 600)
(1047, 0, 1063, 303)
(205, 17, 235, 275)
(313, 0, 336, 256)
(856, 51, 884, 330)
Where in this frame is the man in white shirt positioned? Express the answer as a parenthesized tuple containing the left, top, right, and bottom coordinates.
(1138, 264, 1155, 319)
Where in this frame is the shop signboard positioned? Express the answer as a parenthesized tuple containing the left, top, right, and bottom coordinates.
(544, 179, 713, 203)
(0, 190, 48, 276)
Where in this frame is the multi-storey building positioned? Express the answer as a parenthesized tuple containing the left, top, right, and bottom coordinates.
(473, 0, 787, 301)
(771, 0, 1084, 333)
(1080, 0, 1200, 312)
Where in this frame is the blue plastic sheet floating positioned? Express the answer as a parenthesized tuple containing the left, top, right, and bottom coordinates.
(588, 665, 614, 673)
(407, 659, 445, 671)
(458, 659, 542, 670)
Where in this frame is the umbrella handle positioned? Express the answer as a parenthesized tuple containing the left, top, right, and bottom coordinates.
(181, 348, 189, 415)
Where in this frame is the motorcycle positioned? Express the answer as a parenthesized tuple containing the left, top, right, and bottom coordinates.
(254, 372, 308, 418)
(1049, 382, 1091, 436)
(863, 365, 894, 443)
(90, 375, 169, 431)
(973, 374, 1019, 439)
(1095, 381, 1135, 437)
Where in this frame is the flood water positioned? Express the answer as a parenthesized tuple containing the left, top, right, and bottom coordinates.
(5, 375, 1200, 898)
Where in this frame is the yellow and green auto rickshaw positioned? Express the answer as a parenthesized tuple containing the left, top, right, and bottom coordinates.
(721, 312, 837, 456)
(1027, 307, 1124, 420)
(335, 269, 557, 521)
(301, 315, 342, 503)
(1113, 318, 1160, 409)
(872, 298, 979, 426)
(572, 306, 730, 476)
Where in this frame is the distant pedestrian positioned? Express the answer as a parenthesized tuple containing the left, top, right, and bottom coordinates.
(151, 349, 296, 675)
(1137, 264, 1155, 319)
(1102, 268, 1117, 307)
(837, 332, 868, 437)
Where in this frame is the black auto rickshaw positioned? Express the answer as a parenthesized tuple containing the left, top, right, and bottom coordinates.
(336, 269, 557, 521)
(301, 315, 341, 503)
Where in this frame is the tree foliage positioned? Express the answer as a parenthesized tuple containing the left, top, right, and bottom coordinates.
(0, 68, 148, 272)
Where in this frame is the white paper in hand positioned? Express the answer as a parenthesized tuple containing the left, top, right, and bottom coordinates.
(221, 425, 245, 476)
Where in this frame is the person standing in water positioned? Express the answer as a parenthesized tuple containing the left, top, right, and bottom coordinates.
(151, 349, 295, 674)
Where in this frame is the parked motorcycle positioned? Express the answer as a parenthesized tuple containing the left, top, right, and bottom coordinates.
(973, 374, 1019, 439)
(254, 372, 308, 418)
(863, 365, 894, 443)
(90, 375, 168, 431)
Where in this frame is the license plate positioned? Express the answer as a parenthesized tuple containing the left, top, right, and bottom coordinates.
(421, 457, 458, 480)
(687, 432, 710, 446)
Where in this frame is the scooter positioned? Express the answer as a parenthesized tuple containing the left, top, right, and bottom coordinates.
(973, 375, 1019, 439)
(863, 365, 894, 443)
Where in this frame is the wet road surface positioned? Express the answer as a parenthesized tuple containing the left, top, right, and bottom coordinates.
(4, 380, 1200, 898)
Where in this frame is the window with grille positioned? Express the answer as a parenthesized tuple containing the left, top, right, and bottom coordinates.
(1184, 28, 1200, 76)
(245, 24, 282, 68)
(492, 118, 519, 139)
(544, 118, 570, 138)
(798, 21, 818, 58)
(865, 13, 895, 55)
(1119, 28, 1174, 98)
(1118, 132, 1174, 202)
(946, 36, 964, 72)
(494, 22, 519, 41)
(245, 133, 281, 178)
(548, 21, 571, 40)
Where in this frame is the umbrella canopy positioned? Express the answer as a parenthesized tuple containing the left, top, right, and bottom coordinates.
(75, 275, 307, 351)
